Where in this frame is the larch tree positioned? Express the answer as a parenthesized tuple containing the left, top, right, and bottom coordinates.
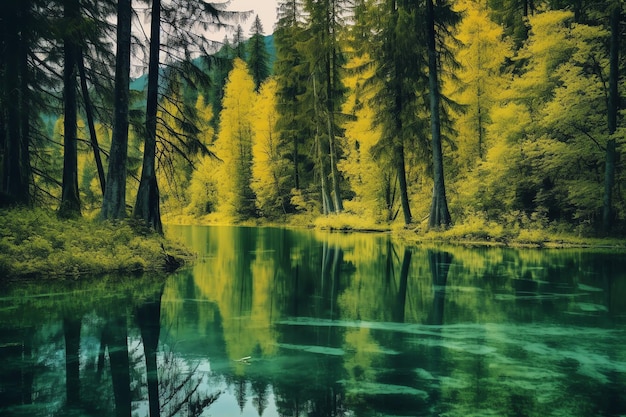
(213, 58, 257, 218)
(251, 78, 290, 217)
(449, 0, 511, 168)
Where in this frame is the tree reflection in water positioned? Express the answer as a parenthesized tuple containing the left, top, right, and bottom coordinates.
(2, 226, 626, 417)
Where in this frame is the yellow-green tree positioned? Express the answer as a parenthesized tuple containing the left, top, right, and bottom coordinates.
(340, 55, 393, 221)
(448, 0, 512, 169)
(213, 58, 257, 219)
(251, 78, 290, 218)
(185, 95, 217, 217)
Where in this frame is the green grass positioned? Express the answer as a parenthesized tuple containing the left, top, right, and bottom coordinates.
(0, 208, 191, 280)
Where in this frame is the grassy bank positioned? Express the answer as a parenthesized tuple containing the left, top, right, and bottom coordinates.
(164, 210, 626, 249)
(0, 208, 191, 280)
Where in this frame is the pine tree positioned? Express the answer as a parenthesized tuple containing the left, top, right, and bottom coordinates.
(274, 0, 308, 205)
(134, 0, 164, 233)
(102, 0, 132, 220)
(248, 15, 270, 92)
(59, 0, 82, 218)
(300, 0, 350, 214)
(426, 0, 455, 229)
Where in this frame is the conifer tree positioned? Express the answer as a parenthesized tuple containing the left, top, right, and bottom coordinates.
(248, 15, 270, 92)
(134, 0, 164, 234)
(274, 0, 307, 204)
(426, 0, 455, 229)
(301, 0, 349, 214)
(59, 0, 82, 218)
(0, 0, 34, 206)
(102, 0, 132, 220)
(213, 58, 257, 218)
(602, 0, 620, 234)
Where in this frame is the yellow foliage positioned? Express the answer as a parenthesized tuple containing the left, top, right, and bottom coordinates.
(212, 58, 257, 218)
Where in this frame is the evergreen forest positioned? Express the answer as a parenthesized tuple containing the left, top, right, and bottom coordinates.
(1, 0, 625, 239)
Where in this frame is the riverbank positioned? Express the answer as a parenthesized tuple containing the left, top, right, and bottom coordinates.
(164, 211, 626, 250)
(0, 208, 191, 281)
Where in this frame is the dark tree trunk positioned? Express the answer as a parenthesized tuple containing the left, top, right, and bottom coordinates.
(59, 0, 82, 218)
(603, 2, 620, 235)
(392, 248, 412, 323)
(426, 0, 451, 229)
(78, 47, 106, 196)
(63, 317, 81, 406)
(136, 288, 164, 417)
(103, 315, 131, 417)
(427, 250, 452, 326)
(395, 140, 412, 225)
(18, 0, 31, 200)
(102, 0, 132, 220)
(2, 0, 30, 205)
(134, 0, 163, 233)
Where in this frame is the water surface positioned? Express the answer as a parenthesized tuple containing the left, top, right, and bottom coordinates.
(1, 225, 625, 416)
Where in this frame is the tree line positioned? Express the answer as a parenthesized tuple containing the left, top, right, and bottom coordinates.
(1, 0, 624, 236)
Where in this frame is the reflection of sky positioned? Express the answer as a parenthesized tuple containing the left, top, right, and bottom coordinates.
(211, 383, 280, 417)
(188, 358, 282, 417)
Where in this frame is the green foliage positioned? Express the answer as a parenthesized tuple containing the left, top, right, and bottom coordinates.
(0, 208, 188, 280)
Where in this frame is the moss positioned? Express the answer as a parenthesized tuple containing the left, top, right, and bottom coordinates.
(0, 208, 192, 281)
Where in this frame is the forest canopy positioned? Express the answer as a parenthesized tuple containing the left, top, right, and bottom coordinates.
(0, 0, 624, 238)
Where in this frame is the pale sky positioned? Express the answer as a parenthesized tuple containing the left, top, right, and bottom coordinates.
(218, 0, 280, 36)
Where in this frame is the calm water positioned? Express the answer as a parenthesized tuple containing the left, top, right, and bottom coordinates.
(1, 225, 625, 417)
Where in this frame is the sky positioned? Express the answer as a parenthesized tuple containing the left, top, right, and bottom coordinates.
(219, 0, 280, 36)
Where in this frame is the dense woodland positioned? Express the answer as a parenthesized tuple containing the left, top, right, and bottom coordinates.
(1, 0, 625, 237)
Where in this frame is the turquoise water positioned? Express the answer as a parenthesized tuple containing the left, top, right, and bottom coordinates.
(1, 225, 625, 416)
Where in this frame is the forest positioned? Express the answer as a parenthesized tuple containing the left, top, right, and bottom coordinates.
(1, 0, 625, 238)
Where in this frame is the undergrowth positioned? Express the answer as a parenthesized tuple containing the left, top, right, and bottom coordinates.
(0, 208, 191, 280)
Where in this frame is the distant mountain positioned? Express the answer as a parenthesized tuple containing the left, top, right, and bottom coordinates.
(130, 34, 275, 92)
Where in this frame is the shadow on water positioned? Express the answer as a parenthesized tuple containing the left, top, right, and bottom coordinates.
(2, 225, 626, 417)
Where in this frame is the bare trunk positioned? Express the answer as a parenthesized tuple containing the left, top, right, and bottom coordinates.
(134, 0, 163, 233)
(59, 0, 81, 218)
(102, 0, 132, 220)
(78, 48, 106, 196)
(427, 0, 451, 229)
(602, 2, 620, 235)
(327, 114, 343, 212)
(2, 1, 30, 205)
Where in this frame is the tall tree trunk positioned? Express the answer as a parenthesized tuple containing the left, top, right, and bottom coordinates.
(2, 0, 30, 205)
(59, 0, 82, 218)
(78, 47, 106, 195)
(313, 73, 334, 214)
(426, 0, 451, 229)
(134, 0, 163, 234)
(18, 0, 31, 200)
(603, 1, 620, 235)
(395, 139, 412, 225)
(102, 0, 132, 220)
(326, 15, 343, 213)
(327, 114, 343, 212)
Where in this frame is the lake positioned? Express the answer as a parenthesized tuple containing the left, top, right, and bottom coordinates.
(1, 225, 625, 417)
